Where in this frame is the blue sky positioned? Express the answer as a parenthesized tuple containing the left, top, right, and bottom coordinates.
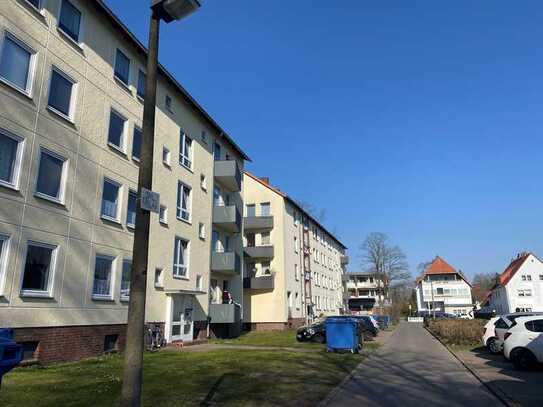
(105, 0, 543, 280)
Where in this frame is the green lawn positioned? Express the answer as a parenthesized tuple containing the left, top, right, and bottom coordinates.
(210, 328, 320, 348)
(0, 349, 361, 407)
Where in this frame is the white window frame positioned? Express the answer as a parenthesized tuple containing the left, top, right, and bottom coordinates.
(0, 31, 37, 97)
(162, 146, 171, 167)
(176, 181, 192, 223)
(179, 131, 193, 170)
(159, 205, 168, 225)
(107, 108, 127, 153)
(113, 48, 131, 87)
(0, 234, 10, 297)
(196, 274, 203, 291)
(92, 254, 115, 301)
(200, 174, 207, 191)
(126, 189, 137, 229)
(154, 267, 164, 288)
(56, 0, 85, 48)
(198, 222, 206, 239)
(20, 241, 58, 298)
(131, 126, 142, 162)
(0, 128, 25, 191)
(47, 66, 78, 123)
(34, 147, 68, 205)
(101, 177, 122, 223)
(120, 258, 131, 301)
(173, 236, 189, 279)
(294, 263, 299, 281)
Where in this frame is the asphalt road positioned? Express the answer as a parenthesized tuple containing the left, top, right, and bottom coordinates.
(324, 322, 504, 407)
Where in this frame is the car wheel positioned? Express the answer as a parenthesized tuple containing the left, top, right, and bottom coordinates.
(487, 338, 501, 354)
(511, 348, 537, 370)
(313, 333, 325, 344)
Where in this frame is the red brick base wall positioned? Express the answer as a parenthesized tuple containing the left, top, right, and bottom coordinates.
(14, 324, 127, 365)
(245, 322, 288, 331)
(287, 318, 306, 329)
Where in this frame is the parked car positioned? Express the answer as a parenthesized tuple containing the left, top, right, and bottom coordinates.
(481, 317, 500, 354)
(493, 312, 543, 354)
(296, 319, 326, 343)
(503, 316, 543, 370)
(351, 316, 379, 340)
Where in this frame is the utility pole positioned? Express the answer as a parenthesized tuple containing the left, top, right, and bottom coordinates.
(120, 2, 200, 406)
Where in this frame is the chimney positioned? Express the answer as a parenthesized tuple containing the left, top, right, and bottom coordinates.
(260, 177, 270, 185)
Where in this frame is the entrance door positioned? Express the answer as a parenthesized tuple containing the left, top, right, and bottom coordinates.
(171, 296, 194, 342)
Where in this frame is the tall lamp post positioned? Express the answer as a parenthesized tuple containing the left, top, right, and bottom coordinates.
(121, 1, 201, 406)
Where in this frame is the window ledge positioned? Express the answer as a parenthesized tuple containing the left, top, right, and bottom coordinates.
(20, 291, 53, 299)
(46, 105, 75, 125)
(163, 161, 172, 169)
(0, 77, 33, 100)
(19, 0, 47, 23)
(132, 157, 140, 164)
(159, 220, 168, 226)
(173, 276, 190, 281)
(92, 295, 114, 302)
(136, 95, 145, 103)
(35, 192, 65, 207)
(177, 217, 192, 226)
(179, 161, 193, 173)
(0, 180, 20, 192)
(126, 223, 136, 230)
(101, 215, 121, 225)
(120, 296, 130, 303)
(56, 27, 84, 54)
(114, 76, 132, 94)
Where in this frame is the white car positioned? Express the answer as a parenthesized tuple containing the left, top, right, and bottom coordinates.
(490, 312, 543, 354)
(481, 317, 500, 353)
(503, 316, 543, 370)
(369, 316, 380, 331)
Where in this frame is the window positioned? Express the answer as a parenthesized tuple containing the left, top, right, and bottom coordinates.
(246, 204, 256, 217)
(200, 174, 207, 191)
(261, 232, 270, 246)
(294, 236, 298, 253)
(295, 263, 299, 281)
(159, 205, 168, 224)
(48, 68, 76, 120)
(524, 289, 532, 297)
(121, 259, 131, 300)
(260, 202, 270, 216)
(527, 275, 532, 281)
(154, 268, 163, 287)
(179, 131, 193, 169)
(246, 233, 255, 247)
(114, 49, 130, 86)
(25, 0, 42, 10)
(104, 334, 118, 353)
(176, 182, 191, 222)
(35, 149, 67, 203)
(93, 255, 114, 299)
(213, 142, 221, 161)
(201, 130, 208, 144)
(526, 319, 543, 333)
(0, 33, 35, 95)
(137, 70, 146, 99)
(0, 130, 24, 189)
(173, 237, 188, 278)
(101, 178, 121, 221)
(198, 222, 206, 239)
(262, 261, 271, 275)
(107, 110, 126, 151)
(58, 0, 82, 43)
(132, 127, 142, 161)
(21, 341, 39, 362)
(162, 146, 171, 166)
(21, 242, 56, 297)
(126, 190, 137, 228)
(165, 95, 173, 111)
(518, 289, 525, 297)
(196, 274, 203, 291)
(539, 275, 543, 281)
(0, 234, 9, 294)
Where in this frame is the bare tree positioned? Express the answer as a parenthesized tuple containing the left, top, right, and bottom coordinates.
(471, 272, 499, 303)
(297, 201, 327, 223)
(359, 233, 411, 310)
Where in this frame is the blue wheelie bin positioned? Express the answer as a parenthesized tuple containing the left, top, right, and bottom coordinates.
(0, 329, 23, 389)
(325, 317, 362, 353)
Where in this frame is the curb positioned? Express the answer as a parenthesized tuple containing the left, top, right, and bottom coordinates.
(424, 327, 512, 407)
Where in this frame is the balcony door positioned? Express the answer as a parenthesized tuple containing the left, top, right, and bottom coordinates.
(171, 295, 193, 343)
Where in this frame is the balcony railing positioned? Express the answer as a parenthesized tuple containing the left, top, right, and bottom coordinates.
(209, 303, 241, 324)
(243, 274, 275, 290)
(244, 215, 274, 232)
(244, 245, 275, 260)
(214, 160, 242, 192)
(213, 205, 242, 233)
(211, 252, 241, 274)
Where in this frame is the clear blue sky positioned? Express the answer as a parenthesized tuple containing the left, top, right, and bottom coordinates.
(105, 0, 543, 280)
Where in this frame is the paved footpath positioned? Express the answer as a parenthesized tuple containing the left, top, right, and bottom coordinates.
(324, 322, 504, 407)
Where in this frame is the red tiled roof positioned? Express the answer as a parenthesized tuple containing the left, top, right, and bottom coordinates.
(496, 252, 531, 287)
(417, 256, 471, 286)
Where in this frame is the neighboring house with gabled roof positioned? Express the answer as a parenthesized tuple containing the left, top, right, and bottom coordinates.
(415, 256, 474, 317)
(487, 252, 543, 314)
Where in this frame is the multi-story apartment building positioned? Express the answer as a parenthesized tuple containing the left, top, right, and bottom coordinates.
(415, 256, 473, 317)
(343, 272, 390, 314)
(242, 173, 348, 330)
(0, 0, 248, 364)
(487, 252, 543, 314)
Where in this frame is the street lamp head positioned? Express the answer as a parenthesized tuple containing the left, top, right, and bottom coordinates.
(151, 0, 201, 23)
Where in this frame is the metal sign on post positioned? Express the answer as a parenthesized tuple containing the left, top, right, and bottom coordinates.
(140, 188, 160, 213)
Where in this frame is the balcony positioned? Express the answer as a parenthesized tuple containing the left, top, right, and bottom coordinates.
(340, 255, 349, 266)
(213, 205, 242, 233)
(214, 160, 241, 192)
(211, 252, 241, 275)
(209, 303, 241, 324)
(244, 215, 274, 232)
(244, 245, 275, 260)
(244, 274, 275, 290)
